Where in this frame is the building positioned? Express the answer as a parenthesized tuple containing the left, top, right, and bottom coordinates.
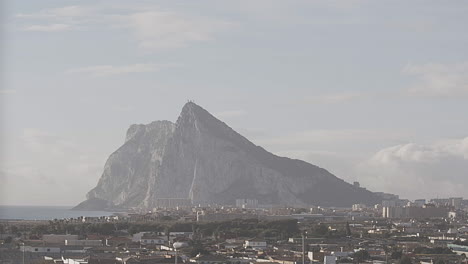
(352, 204, 366, 211)
(20, 242, 61, 253)
(62, 257, 89, 264)
(43, 234, 78, 244)
(65, 239, 102, 246)
(140, 234, 166, 245)
(244, 239, 267, 250)
(154, 198, 192, 208)
(448, 243, 468, 255)
(383, 206, 449, 218)
(382, 206, 408, 218)
(235, 199, 259, 209)
(414, 199, 426, 207)
(190, 254, 229, 264)
(450, 197, 463, 209)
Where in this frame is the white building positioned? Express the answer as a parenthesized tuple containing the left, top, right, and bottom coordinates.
(141, 235, 166, 245)
(62, 257, 88, 264)
(236, 199, 258, 209)
(65, 239, 102, 246)
(244, 240, 267, 250)
(352, 204, 366, 211)
(20, 244, 61, 253)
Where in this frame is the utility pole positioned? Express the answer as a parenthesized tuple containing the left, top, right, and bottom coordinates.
(302, 231, 306, 264)
(22, 242, 25, 264)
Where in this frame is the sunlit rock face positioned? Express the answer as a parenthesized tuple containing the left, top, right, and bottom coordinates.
(79, 102, 381, 210)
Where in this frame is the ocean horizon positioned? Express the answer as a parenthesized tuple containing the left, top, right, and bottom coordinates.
(0, 205, 116, 221)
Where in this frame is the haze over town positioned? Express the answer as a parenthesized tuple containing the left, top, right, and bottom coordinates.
(2, 0, 468, 206)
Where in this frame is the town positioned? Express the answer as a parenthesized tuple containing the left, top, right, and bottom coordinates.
(1, 195, 468, 264)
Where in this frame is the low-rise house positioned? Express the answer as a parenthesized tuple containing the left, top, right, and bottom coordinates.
(20, 241, 61, 253)
(140, 234, 166, 245)
(43, 235, 79, 244)
(106, 237, 132, 247)
(190, 254, 229, 264)
(244, 240, 267, 250)
(66, 240, 103, 247)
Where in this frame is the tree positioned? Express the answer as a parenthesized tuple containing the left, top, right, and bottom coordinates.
(164, 226, 171, 245)
(189, 240, 209, 257)
(391, 251, 403, 260)
(399, 255, 412, 264)
(353, 250, 370, 264)
(313, 224, 328, 236)
(10, 225, 18, 235)
(346, 222, 352, 237)
(4, 236, 13, 243)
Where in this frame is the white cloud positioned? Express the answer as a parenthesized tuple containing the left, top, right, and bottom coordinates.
(122, 10, 232, 50)
(357, 137, 468, 200)
(17, 5, 93, 19)
(403, 62, 468, 97)
(66, 63, 177, 76)
(15, 4, 232, 50)
(23, 23, 72, 32)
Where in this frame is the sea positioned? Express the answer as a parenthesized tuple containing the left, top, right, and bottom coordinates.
(0, 206, 116, 221)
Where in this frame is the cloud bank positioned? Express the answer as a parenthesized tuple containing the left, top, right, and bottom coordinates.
(357, 137, 468, 200)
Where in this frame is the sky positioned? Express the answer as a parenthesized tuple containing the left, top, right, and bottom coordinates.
(1, 0, 468, 206)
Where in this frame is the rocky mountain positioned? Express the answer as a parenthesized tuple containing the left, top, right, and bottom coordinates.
(76, 102, 382, 210)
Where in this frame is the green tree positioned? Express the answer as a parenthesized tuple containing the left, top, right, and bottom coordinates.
(391, 251, 403, 260)
(346, 222, 352, 237)
(353, 250, 370, 264)
(399, 255, 412, 264)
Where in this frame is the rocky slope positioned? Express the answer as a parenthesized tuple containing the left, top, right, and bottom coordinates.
(77, 102, 382, 210)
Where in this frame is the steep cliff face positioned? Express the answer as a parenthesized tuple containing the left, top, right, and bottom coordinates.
(86, 120, 175, 208)
(78, 102, 381, 210)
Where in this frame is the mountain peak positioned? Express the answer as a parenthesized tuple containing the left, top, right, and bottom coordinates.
(181, 101, 202, 113)
(78, 102, 383, 210)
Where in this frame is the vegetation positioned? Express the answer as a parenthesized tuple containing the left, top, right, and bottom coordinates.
(413, 247, 454, 255)
(399, 255, 412, 264)
(1, 218, 300, 239)
(454, 239, 468, 246)
(352, 250, 370, 263)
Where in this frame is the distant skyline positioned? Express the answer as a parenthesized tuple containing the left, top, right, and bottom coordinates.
(1, 0, 468, 206)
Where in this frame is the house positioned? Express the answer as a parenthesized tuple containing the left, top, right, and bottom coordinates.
(43, 234, 79, 244)
(140, 234, 166, 245)
(244, 240, 267, 250)
(106, 237, 132, 247)
(65, 239, 103, 246)
(190, 254, 229, 264)
(116, 257, 140, 264)
(62, 257, 89, 264)
(20, 241, 61, 253)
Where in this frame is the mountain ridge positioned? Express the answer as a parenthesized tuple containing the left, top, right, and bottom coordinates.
(76, 102, 382, 210)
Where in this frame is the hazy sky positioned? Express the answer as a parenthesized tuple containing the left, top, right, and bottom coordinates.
(1, 0, 468, 206)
